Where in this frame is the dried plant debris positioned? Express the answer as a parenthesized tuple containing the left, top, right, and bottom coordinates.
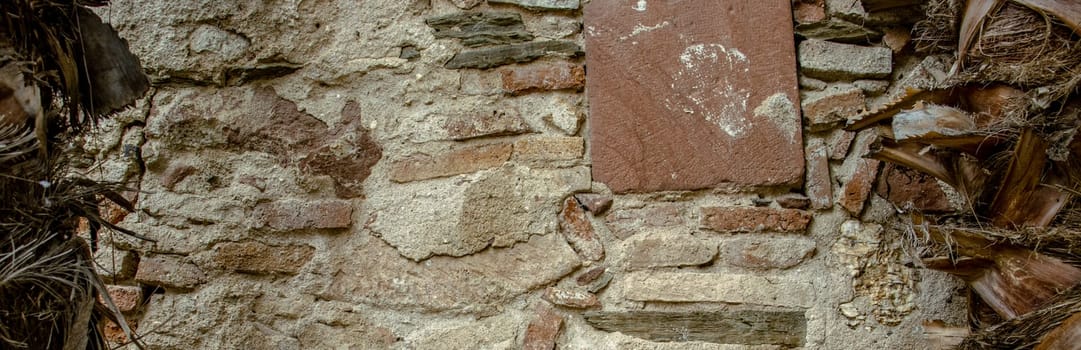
(0, 0, 149, 348)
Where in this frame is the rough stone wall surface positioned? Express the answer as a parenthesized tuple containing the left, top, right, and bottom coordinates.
(82, 0, 967, 349)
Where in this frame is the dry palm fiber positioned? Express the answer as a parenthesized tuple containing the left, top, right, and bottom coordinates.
(957, 283, 1081, 349)
(914, 0, 1081, 103)
(0, 0, 149, 349)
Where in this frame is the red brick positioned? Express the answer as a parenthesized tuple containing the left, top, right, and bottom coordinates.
(700, 207, 812, 233)
(389, 143, 512, 182)
(542, 287, 600, 309)
(104, 285, 142, 313)
(801, 85, 865, 130)
(210, 241, 315, 275)
(523, 303, 563, 350)
(587, 0, 804, 193)
(573, 194, 612, 215)
(794, 0, 827, 24)
(513, 136, 584, 161)
(103, 319, 137, 344)
(559, 197, 604, 261)
(500, 62, 585, 94)
(805, 138, 833, 209)
(839, 159, 881, 215)
(254, 199, 353, 231)
(576, 266, 607, 285)
(875, 163, 952, 212)
(722, 236, 816, 269)
(134, 255, 206, 290)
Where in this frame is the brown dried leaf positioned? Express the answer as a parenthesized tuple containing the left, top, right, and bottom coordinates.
(954, 0, 1006, 74)
(989, 129, 1070, 229)
(1035, 311, 1081, 350)
(1014, 0, 1081, 36)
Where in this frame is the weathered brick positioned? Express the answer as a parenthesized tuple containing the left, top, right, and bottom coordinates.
(104, 285, 142, 313)
(776, 194, 811, 210)
(576, 266, 607, 285)
(444, 109, 531, 140)
(875, 163, 952, 212)
(573, 193, 612, 215)
(587, 0, 805, 192)
(700, 207, 812, 234)
(793, 0, 826, 24)
(799, 39, 892, 80)
(103, 319, 137, 344)
(839, 158, 881, 215)
(445, 41, 582, 70)
(253, 199, 353, 231)
(625, 233, 717, 270)
(801, 85, 866, 130)
(209, 241, 315, 275)
(513, 136, 584, 161)
(622, 272, 815, 308)
(605, 205, 685, 239)
(721, 236, 817, 269)
(500, 62, 585, 94)
(426, 12, 533, 48)
(523, 303, 564, 350)
(559, 197, 605, 261)
(828, 130, 856, 160)
(134, 255, 207, 290)
(489, 0, 579, 10)
(389, 143, 512, 182)
(542, 287, 600, 308)
(805, 138, 833, 209)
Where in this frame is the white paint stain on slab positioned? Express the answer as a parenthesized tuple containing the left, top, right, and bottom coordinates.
(630, 21, 670, 37)
(753, 93, 799, 143)
(667, 43, 753, 138)
(633, 0, 647, 12)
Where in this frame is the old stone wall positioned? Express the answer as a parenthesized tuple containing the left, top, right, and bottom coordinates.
(82, 0, 967, 349)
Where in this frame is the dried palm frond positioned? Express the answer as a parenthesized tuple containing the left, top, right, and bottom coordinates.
(958, 283, 1081, 349)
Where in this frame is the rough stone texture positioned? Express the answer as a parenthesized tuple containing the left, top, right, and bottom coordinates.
(514, 136, 585, 161)
(853, 79, 890, 96)
(105, 285, 142, 313)
(94, 246, 139, 281)
(606, 204, 686, 239)
(793, 0, 826, 24)
(426, 12, 534, 48)
(776, 194, 812, 209)
(445, 41, 583, 69)
(389, 143, 513, 182)
(573, 193, 612, 215)
(524, 303, 564, 350)
(444, 108, 532, 140)
(327, 234, 580, 313)
(840, 158, 882, 215)
(624, 232, 717, 270)
(408, 312, 523, 349)
(490, 0, 580, 10)
(584, 310, 806, 347)
(882, 27, 911, 53)
(252, 199, 353, 231)
(700, 207, 812, 234)
(559, 196, 605, 261)
(805, 138, 834, 209)
(799, 39, 892, 81)
(501, 62, 585, 94)
(542, 287, 600, 308)
(204, 241, 315, 275)
(586, 0, 804, 192)
(801, 85, 866, 129)
(622, 272, 815, 308)
(371, 166, 590, 261)
(721, 236, 817, 269)
(875, 163, 952, 212)
(134, 255, 207, 290)
(828, 130, 857, 160)
(796, 19, 881, 42)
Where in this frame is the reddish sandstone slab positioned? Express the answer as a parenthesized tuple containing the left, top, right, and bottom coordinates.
(585, 0, 804, 193)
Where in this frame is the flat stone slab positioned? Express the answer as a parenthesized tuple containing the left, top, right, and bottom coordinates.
(622, 272, 815, 308)
(583, 310, 805, 347)
(586, 0, 804, 192)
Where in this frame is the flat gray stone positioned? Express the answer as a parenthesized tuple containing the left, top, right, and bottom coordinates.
(489, 0, 580, 10)
(445, 40, 582, 69)
(799, 39, 892, 81)
(625, 233, 717, 270)
(622, 272, 815, 308)
(426, 12, 534, 47)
